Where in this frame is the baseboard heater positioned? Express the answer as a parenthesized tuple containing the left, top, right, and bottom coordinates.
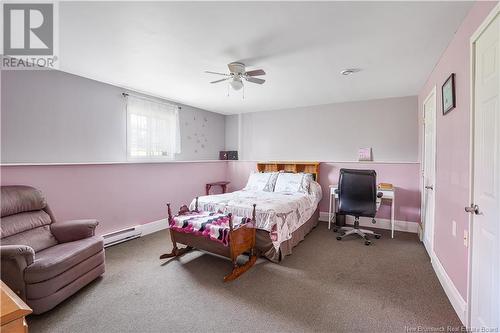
(103, 227, 142, 247)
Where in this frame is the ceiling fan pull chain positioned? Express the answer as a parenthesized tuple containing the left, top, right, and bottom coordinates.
(243, 84, 245, 100)
(227, 83, 230, 97)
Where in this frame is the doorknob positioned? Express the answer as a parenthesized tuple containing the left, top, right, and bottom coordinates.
(465, 204, 480, 215)
(425, 185, 434, 190)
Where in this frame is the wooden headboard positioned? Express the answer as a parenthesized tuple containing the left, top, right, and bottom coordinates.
(257, 161, 320, 182)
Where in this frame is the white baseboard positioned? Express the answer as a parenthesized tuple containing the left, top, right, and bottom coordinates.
(417, 223, 424, 241)
(430, 252, 467, 325)
(139, 218, 169, 236)
(318, 211, 418, 234)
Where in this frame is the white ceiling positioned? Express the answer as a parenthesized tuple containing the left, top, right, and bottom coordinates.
(58, 1, 473, 114)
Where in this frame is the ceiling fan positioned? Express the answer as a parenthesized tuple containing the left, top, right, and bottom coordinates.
(205, 62, 266, 91)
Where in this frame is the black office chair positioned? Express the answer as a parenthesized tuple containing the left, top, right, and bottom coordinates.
(334, 168, 383, 245)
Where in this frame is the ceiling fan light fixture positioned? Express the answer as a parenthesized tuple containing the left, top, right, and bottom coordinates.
(230, 77, 244, 91)
(206, 62, 265, 95)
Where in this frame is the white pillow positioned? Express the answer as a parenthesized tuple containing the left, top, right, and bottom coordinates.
(301, 173, 314, 193)
(244, 172, 273, 191)
(274, 173, 305, 193)
(309, 180, 323, 203)
(267, 172, 280, 192)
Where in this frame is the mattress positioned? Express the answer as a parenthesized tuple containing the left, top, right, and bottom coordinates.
(189, 182, 322, 251)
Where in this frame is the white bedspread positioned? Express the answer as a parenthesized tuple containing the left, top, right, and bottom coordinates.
(189, 182, 322, 250)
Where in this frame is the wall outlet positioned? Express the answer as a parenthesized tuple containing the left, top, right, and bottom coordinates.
(452, 220, 457, 237)
(464, 230, 469, 247)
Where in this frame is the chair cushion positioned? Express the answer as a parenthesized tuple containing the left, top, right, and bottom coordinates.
(24, 236, 104, 283)
(2, 225, 58, 253)
(26, 250, 105, 299)
(1, 210, 52, 238)
(27, 263, 105, 315)
(1, 186, 47, 218)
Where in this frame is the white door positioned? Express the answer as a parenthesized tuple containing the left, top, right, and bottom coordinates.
(470, 10, 499, 329)
(422, 87, 436, 254)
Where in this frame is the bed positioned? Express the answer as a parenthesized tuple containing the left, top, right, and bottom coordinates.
(189, 162, 322, 262)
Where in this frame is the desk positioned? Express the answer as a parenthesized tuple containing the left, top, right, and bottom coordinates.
(328, 185, 396, 238)
(1, 280, 32, 333)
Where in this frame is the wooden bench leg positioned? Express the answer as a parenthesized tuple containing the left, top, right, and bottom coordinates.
(160, 232, 192, 260)
(223, 254, 257, 282)
(159, 246, 193, 259)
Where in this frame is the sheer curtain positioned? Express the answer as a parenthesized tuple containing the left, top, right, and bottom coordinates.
(126, 95, 181, 160)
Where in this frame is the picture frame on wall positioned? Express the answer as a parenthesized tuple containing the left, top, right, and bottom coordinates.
(358, 147, 372, 161)
(442, 73, 456, 115)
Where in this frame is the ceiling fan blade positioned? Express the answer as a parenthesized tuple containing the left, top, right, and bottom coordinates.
(245, 77, 265, 84)
(205, 71, 230, 76)
(245, 69, 266, 76)
(210, 77, 230, 84)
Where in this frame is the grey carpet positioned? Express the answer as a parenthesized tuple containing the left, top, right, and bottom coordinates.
(28, 223, 461, 333)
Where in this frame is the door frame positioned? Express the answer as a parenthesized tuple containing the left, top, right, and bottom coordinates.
(467, 3, 500, 328)
(421, 85, 437, 256)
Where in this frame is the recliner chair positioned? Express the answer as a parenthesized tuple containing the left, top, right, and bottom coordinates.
(0, 185, 105, 314)
(334, 169, 383, 245)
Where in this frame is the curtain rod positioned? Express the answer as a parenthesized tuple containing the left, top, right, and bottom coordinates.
(122, 92, 181, 109)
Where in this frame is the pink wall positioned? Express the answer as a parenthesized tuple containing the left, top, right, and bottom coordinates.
(0, 162, 227, 235)
(227, 161, 421, 222)
(418, 1, 498, 300)
(0, 160, 420, 237)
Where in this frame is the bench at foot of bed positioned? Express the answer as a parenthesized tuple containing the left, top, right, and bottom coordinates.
(160, 199, 257, 282)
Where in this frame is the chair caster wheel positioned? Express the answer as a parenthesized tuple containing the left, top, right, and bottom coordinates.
(375, 235, 381, 239)
(336, 236, 342, 241)
(333, 228, 338, 232)
(365, 240, 371, 246)
(372, 219, 376, 224)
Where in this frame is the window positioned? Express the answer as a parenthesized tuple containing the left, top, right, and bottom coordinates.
(126, 95, 180, 160)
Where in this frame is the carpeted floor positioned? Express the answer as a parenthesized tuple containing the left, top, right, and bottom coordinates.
(28, 223, 461, 333)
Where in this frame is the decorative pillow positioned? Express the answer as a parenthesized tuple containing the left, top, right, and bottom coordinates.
(267, 172, 280, 192)
(274, 173, 305, 193)
(243, 172, 273, 191)
(301, 173, 314, 194)
(309, 180, 323, 203)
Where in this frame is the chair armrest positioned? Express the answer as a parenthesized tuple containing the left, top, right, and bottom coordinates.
(1, 245, 35, 300)
(375, 192, 384, 211)
(1, 245, 35, 266)
(51, 219, 99, 243)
